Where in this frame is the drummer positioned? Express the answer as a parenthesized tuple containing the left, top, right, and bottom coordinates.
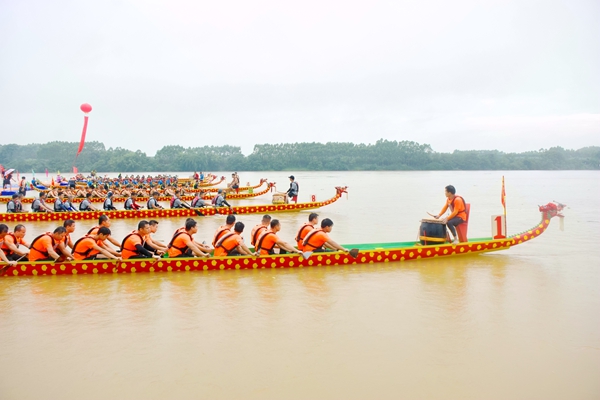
(434, 185, 467, 244)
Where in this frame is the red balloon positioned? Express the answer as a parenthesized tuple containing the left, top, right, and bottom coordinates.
(80, 103, 92, 113)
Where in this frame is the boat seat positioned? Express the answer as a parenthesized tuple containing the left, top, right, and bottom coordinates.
(456, 203, 470, 243)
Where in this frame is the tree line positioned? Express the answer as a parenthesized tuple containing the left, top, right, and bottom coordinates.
(1, 139, 598, 173)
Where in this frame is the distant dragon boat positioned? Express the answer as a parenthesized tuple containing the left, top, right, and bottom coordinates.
(0, 202, 565, 278)
(0, 187, 348, 223)
(2, 180, 273, 204)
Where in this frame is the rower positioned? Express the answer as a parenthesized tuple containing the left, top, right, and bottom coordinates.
(31, 192, 54, 213)
(250, 215, 271, 247)
(124, 193, 142, 210)
(147, 192, 164, 209)
(214, 222, 256, 257)
(63, 219, 76, 249)
(302, 218, 349, 253)
(256, 219, 302, 256)
(434, 185, 467, 244)
(170, 191, 184, 209)
(103, 192, 117, 210)
(6, 194, 22, 213)
(120, 220, 161, 260)
(28, 227, 74, 262)
(295, 213, 319, 251)
(79, 193, 98, 211)
(54, 193, 69, 212)
(87, 215, 122, 250)
(0, 224, 18, 267)
(212, 189, 231, 208)
(191, 191, 207, 208)
(0, 224, 30, 261)
(72, 227, 121, 261)
(144, 220, 167, 255)
(63, 195, 78, 212)
(212, 215, 236, 246)
(166, 219, 210, 258)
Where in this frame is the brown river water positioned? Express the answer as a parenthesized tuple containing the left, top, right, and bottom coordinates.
(1, 171, 599, 399)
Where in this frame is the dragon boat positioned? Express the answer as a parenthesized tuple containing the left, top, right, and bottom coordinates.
(0, 187, 348, 223)
(3, 180, 273, 205)
(0, 202, 565, 278)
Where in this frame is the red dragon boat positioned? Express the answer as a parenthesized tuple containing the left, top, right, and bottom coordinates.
(0, 187, 348, 223)
(4, 180, 274, 205)
(0, 202, 565, 278)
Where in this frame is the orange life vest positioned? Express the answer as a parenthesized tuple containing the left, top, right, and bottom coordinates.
(302, 229, 328, 252)
(256, 231, 278, 255)
(120, 231, 145, 259)
(167, 231, 193, 257)
(295, 223, 314, 250)
(28, 233, 58, 261)
(214, 232, 240, 256)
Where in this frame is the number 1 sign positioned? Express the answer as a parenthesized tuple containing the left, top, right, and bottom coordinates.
(492, 215, 506, 239)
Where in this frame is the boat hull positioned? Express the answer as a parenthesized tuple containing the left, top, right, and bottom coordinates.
(0, 187, 346, 222)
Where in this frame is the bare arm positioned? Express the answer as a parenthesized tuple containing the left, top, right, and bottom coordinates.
(276, 239, 302, 254)
(324, 239, 348, 252)
(92, 243, 121, 260)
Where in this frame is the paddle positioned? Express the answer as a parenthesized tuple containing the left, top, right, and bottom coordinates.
(180, 200, 205, 217)
(302, 248, 359, 260)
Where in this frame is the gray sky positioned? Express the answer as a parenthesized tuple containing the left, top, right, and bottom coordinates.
(1, 0, 598, 155)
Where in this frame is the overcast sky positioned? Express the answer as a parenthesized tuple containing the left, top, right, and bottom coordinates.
(1, 0, 598, 155)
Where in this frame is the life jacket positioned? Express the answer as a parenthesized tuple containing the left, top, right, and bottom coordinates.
(191, 196, 201, 207)
(72, 236, 97, 259)
(0, 233, 19, 256)
(212, 227, 231, 247)
(302, 229, 326, 251)
(120, 231, 145, 258)
(29, 232, 57, 260)
(31, 199, 41, 211)
(211, 195, 219, 205)
(449, 196, 467, 221)
(167, 231, 193, 257)
(251, 225, 267, 246)
(147, 198, 157, 209)
(295, 223, 314, 242)
(6, 200, 16, 212)
(54, 199, 63, 212)
(256, 231, 277, 254)
(288, 181, 299, 196)
(103, 198, 113, 209)
(215, 232, 239, 255)
(124, 198, 133, 210)
(87, 226, 100, 235)
(79, 199, 90, 211)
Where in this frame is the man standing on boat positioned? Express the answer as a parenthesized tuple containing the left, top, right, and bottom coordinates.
(302, 218, 349, 253)
(286, 175, 299, 204)
(434, 185, 467, 244)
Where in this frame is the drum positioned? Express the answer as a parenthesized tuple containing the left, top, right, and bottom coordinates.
(419, 219, 447, 245)
(272, 193, 286, 204)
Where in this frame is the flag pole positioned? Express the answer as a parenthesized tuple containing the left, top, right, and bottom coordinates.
(502, 176, 507, 236)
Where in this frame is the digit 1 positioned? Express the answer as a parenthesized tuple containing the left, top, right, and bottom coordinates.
(493, 216, 505, 239)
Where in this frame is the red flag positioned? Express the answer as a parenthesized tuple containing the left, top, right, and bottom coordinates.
(77, 115, 89, 157)
(45, 168, 49, 177)
(73, 166, 78, 174)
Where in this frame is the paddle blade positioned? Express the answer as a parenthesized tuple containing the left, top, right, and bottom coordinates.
(302, 252, 313, 260)
(348, 248, 359, 258)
